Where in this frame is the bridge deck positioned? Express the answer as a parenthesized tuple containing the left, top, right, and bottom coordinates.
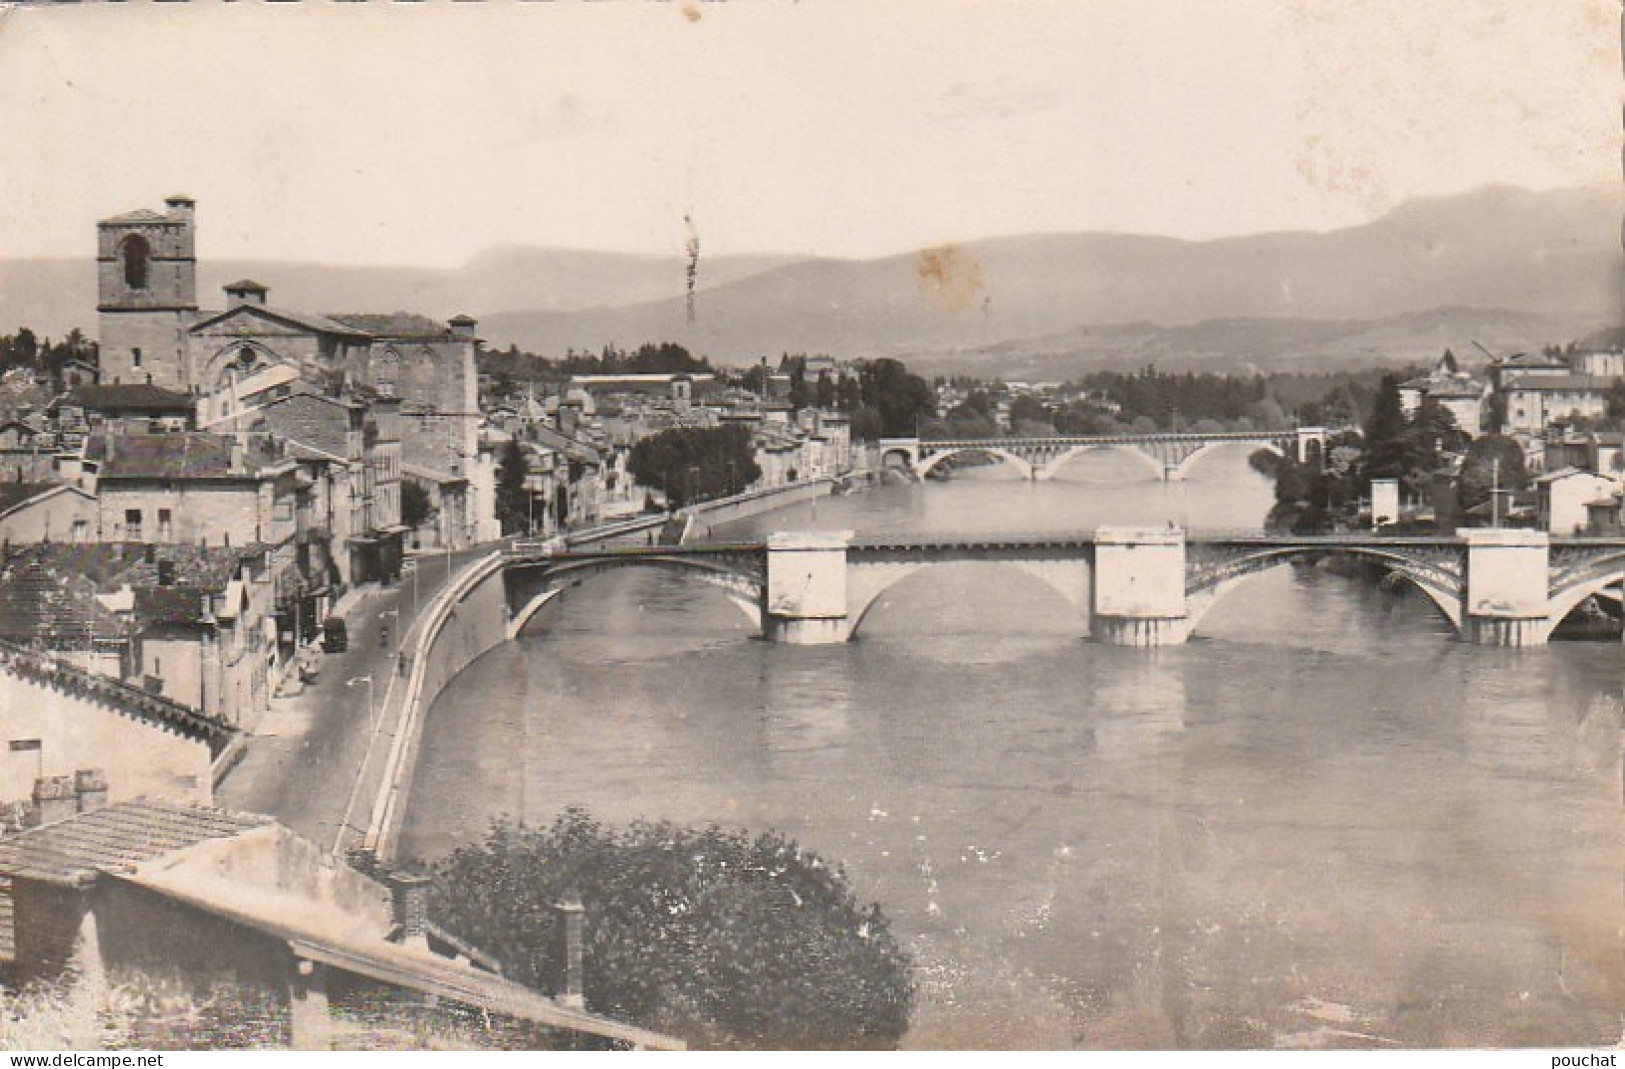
(505, 533, 1625, 564)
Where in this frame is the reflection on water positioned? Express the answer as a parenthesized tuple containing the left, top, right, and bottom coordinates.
(403, 455, 1625, 1049)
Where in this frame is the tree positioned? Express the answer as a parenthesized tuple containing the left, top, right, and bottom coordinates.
(431, 809, 914, 1050)
(857, 359, 935, 437)
(1457, 434, 1529, 518)
(400, 479, 435, 533)
(627, 425, 760, 507)
(495, 439, 531, 535)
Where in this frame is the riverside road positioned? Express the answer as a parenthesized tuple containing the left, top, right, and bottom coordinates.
(217, 546, 490, 854)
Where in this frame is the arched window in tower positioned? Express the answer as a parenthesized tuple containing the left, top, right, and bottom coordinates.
(121, 235, 151, 290)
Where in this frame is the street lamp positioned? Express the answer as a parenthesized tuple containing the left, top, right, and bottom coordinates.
(346, 674, 375, 732)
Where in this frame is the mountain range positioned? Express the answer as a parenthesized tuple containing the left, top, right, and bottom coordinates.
(3, 184, 1620, 376)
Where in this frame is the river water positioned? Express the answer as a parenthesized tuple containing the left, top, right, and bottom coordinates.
(401, 449, 1625, 1049)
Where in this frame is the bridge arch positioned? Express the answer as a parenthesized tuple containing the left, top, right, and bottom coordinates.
(916, 447, 1036, 481)
(506, 555, 764, 638)
(1040, 443, 1168, 481)
(1543, 551, 1625, 641)
(1186, 545, 1463, 637)
(1169, 440, 1284, 480)
(846, 557, 1091, 639)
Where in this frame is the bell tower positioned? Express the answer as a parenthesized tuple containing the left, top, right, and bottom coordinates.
(96, 195, 199, 388)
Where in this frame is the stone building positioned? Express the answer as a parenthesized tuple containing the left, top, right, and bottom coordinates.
(93, 200, 492, 547)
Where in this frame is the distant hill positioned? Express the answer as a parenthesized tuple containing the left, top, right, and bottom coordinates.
(3, 184, 1620, 377)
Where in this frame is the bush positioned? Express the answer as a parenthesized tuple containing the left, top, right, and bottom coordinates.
(429, 808, 913, 1049)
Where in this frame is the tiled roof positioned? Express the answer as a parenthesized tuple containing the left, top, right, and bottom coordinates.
(1575, 326, 1625, 352)
(0, 558, 128, 643)
(90, 432, 287, 480)
(61, 384, 193, 414)
(132, 585, 212, 627)
(190, 305, 371, 339)
(326, 313, 450, 339)
(0, 799, 267, 885)
(1505, 375, 1610, 393)
(99, 209, 174, 226)
(0, 483, 57, 515)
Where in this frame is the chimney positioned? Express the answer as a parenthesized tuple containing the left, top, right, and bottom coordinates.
(448, 314, 478, 340)
(32, 776, 77, 826)
(552, 896, 586, 1008)
(74, 769, 108, 813)
(388, 872, 432, 952)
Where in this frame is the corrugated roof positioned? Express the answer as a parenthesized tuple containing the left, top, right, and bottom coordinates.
(0, 799, 267, 886)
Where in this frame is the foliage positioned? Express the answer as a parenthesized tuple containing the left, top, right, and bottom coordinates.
(0, 326, 98, 388)
(478, 341, 711, 386)
(856, 359, 935, 438)
(400, 479, 435, 532)
(1457, 434, 1529, 515)
(494, 439, 531, 535)
(627, 425, 760, 507)
(430, 809, 914, 1050)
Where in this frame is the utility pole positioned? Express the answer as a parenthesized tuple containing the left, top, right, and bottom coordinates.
(1491, 456, 1501, 528)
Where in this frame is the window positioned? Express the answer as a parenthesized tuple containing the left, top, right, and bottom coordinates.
(70, 519, 87, 543)
(132, 347, 143, 368)
(158, 508, 172, 539)
(121, 235, 151, 290)
(125, 508, 143, 539)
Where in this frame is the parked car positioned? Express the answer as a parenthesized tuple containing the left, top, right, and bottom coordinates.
(321, 616, 349, 653)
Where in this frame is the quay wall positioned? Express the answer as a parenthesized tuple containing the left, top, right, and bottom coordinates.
(680, 478, 836, 540)
(371, 476, 845, 859)
(366, 551, 507, 863)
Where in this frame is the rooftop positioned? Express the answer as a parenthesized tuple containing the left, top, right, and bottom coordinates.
(0, 798, 267, 886)
(327, 312, 452, 340)
(60, 384, 193, 414)
(89, 432, 288, 480)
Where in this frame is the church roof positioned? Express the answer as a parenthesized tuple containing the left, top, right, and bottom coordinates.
(189, 304, 371, 339)
(326, 312, 452, 339)
(99, 208, 176, 226)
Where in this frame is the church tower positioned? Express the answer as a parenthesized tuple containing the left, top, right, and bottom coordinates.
(96, 195, 198, 388)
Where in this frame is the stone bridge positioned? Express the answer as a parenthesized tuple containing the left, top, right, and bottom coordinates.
(877, 427, 1331, 481)
(498, 528, 1625, 648)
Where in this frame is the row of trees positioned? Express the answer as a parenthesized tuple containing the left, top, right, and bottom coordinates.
(480, 342, 713, 390)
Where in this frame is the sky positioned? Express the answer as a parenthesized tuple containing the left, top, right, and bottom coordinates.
(0, 0, 1618, 267)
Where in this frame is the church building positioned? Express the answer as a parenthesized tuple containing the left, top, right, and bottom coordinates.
(95, 198, 498, 547)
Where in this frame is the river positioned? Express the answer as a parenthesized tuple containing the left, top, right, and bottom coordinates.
(400, 448, 1625, 1049)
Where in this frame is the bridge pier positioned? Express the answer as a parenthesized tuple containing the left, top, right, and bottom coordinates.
(1090, 527, 1190, 646)
(763, 531, 853, 645)
(1460, 528, 1550, 647)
